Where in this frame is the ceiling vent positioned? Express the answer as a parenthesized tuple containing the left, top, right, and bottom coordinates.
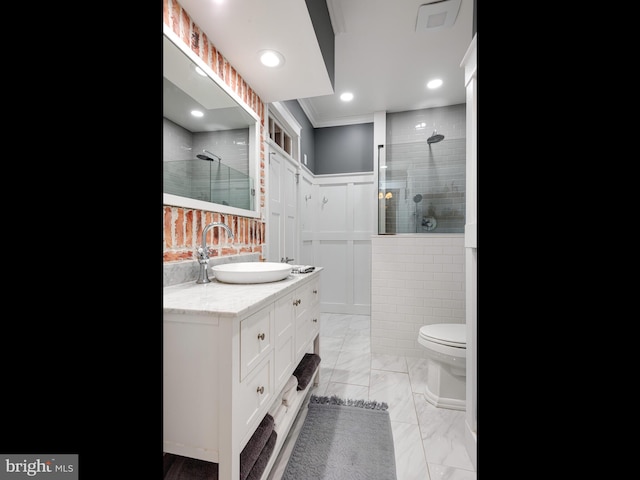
(415, 0, 462, 32)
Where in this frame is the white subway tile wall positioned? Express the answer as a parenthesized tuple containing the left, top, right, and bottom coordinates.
(371, 234, 465, 357)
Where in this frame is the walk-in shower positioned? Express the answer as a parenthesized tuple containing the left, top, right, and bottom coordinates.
(378, 133, 465, 234)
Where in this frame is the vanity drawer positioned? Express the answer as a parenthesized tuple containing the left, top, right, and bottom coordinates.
(237, 354, 273, 443)
(240, 305, 273, 381)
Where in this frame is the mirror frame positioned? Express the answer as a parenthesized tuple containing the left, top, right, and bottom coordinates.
(163, 26, 261, 219)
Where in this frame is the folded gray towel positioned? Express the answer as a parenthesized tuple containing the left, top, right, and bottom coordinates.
(163, 454, 218, 480)
(245, 430, 277, 480)
(293, 353, 321, 390)
(240, 414, 274, 480)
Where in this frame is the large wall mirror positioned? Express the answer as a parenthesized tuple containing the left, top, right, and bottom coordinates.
(163, 27, 261, 218)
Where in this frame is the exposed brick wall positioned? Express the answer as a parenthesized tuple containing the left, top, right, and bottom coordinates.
(163, 0, 267, 263)
(163, 207, 264, 262)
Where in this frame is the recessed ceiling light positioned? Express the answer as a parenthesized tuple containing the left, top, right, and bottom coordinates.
(427, 79, 443, 89)
(195, 66, 207, 77)
(259, 50, 285, 67)
(191, 110, 204, 117)
(340, 92, 354, 102)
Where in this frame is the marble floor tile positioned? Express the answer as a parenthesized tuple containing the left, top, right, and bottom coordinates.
(391, 421, 430, 480)
(406, 356, 429, 393)
(317, 336, 343, 368)
(319, 331, 345, 344)
(339, 332, 371, 353)
(319, 313, 351, 337)
(322, 381, 369, 400)
(427, 463, 477, 480)
(369, 369, 418, 425)
(414, 395, 474, 471)
(347, 314, 372, 335)
(372, 352, 408, 373)
(329, 350, 371, 386)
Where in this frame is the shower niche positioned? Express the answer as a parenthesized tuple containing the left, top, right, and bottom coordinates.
(378, 138, 465, 234)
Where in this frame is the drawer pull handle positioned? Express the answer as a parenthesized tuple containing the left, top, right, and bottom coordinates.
(293, 299, 301, 306)
(313, 289, 318, 294)
(257, 386, 264, 394)
(257, 332, 265, 341)
(312, 318, 318, 323)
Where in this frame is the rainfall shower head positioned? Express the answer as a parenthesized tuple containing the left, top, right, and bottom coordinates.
(196, 150, 222, 161)
(413, 194, 423, 203)
(427, 130, 445, 145)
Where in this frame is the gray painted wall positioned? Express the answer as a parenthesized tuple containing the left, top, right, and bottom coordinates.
(283, 100, 315, 172)
(280, 104, 464, 177)
(314, 123, 374, 174)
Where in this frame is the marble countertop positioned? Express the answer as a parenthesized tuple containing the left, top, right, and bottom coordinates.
(163, 268, 323, 318)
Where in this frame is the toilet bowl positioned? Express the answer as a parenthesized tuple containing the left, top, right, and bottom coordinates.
(418, 323, 466, 411)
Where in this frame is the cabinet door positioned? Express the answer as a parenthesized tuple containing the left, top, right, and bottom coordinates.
(274, 292, 295, 392)
(294, 282, 316, 360)
(309, 278, 320, 338)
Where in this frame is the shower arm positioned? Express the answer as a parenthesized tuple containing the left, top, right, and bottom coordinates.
(203, 150, 222, 161)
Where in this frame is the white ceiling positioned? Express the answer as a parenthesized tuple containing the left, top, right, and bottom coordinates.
(176, 0, 474, 128)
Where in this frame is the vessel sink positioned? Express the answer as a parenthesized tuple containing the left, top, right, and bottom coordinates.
(211, 262, 293, 284)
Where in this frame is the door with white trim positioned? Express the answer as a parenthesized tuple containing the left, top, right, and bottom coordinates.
(268, 147, 298, 263)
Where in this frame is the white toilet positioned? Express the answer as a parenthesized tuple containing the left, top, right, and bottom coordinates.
(418, 323, 467, 411)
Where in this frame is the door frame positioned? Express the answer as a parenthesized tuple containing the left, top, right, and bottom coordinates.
(265, 102, 302, 263)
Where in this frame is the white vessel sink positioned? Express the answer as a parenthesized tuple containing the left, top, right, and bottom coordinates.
(211, 262, 293, 284)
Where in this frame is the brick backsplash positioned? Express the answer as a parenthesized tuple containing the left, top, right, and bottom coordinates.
(371, 234, 465, 358)
(163, 206, 264, 263)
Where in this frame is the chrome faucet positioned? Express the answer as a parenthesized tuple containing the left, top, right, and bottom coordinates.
(281, 257, 295, 264)
(195, 222, 234, 284)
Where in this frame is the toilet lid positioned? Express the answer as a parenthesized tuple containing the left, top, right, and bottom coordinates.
(419, 324, 466, 348)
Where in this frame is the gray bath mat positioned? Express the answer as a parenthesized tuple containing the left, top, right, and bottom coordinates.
(282, 394, 397, 480)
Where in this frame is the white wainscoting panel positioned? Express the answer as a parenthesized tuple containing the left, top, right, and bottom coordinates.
(353, 183, 374, 233)
(318, 184, 348, 233)
(299, 171, 375, 315)
(318, 240, 349, 306)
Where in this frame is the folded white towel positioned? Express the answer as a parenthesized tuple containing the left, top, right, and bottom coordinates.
(282, 375, 298, 394)
(268, 392, 284, 417)
(282, 384, 298, 406)
(271, 404, 288, 432)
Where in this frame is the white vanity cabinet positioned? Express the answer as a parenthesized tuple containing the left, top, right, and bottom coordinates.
(163, 269, 322, 480)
